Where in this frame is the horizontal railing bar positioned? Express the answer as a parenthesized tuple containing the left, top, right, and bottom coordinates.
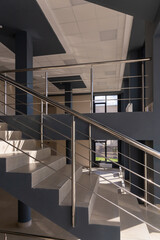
(28, 75, 148, 85)
(78, 168, 160, 232)
(0, 108, 73, 164)
(0, 229, 69, 240)
(123, 178, 160, 202)
(0, 100, 71, 141)
(118, 151, 160, 176)
(0, 58, 151, 74)
(76, 140, 160, 184)
(0, 132, 73, 182)
(77, 140, 160, 189)
(90, 164, 160, 211)
(0, 88, 91, 141)
(1, 74, 159, 161)
(94, 75, 149, 80)
(1, 106, 158, 202)
(3, 96, 158, 203)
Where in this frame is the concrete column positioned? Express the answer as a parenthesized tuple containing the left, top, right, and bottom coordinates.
(15, 31, 33, 226)
(15, 31, 33, 115)
(65, 83, 72, 164)
(18, 201, 32, 227)
(153, 35, 160, 204)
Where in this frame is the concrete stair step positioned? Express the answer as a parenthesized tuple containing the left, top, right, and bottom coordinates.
(90, 183, 120, 227)
(35, 164, 82, 204)
(0, 122, 8, 131)
(24, 147, 51, 162)
(118, 193, 150, 240)
(11, 155, 66, 187)
(0, 147, 52, 171)
(62, 172, 99, 220)
(140, 204, 160, 240)
(0, 152, 30, 172)
(0, 139, 37, 153)
(0, 130, 22, 140)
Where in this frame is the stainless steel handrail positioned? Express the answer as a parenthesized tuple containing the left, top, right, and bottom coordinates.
(0, 58, 151, 74)
(0, 229, 69, 240)
(0, 74, 159, 160)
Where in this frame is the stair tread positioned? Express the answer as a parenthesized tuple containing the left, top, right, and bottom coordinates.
(90, 183, 120, 226)
(0, 152, 25, 158)
(118, 194, 150, 240)
(0, 130, 21, 133)
(62, 172, 98, 207)
(11, 155, 62, 174)
(0, 148, 50, 157)
(35, 164, 81, 190)
(24, 147, 50, 152)
(0, 139, 34, 143)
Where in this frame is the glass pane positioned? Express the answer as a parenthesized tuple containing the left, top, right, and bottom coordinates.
(106, 140, 118, 162)
(107, 95, 118, 112)
(95, 96, 105, 103)
(107, 95, 117, 100)
(95, 104, 105, 113)
(95, 142, 105, 161)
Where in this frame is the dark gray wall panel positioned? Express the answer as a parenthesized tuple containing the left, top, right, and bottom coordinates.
(0, 111, 155, 141)
(0, 0, 65, 56)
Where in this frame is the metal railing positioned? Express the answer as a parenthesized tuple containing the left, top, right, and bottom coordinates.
(0, 58, 159, 235)
(0, 72, 159, 227)
(0, 57, 151, 114)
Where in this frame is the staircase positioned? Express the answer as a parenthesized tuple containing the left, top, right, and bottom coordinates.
(0, 121, 121, 240)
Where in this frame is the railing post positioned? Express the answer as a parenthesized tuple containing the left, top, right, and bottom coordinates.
(45, 72, 48, 115)
(72, 116, 76, 227)
(89, 66, 93, 174)
(90, 66, 93, 113)
(4, 80, 7, 115)
(144, 152, 148, 207)
(41, 100, 44, 149)
(89, 124, 92, 174)
(4, 233, 7, 240)
(142, 61, 145, 112)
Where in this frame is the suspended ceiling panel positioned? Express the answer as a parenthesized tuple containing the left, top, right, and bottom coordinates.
(0, 0, 133, 94)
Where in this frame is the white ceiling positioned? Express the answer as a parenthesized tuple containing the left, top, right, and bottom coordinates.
(0, 0, 133, 95)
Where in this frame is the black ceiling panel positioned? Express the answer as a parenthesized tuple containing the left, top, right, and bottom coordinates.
(49, 76, 86, 89)
(0, 0, 65, 56)
(86, 0, 160, 21)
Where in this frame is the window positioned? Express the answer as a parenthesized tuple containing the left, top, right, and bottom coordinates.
(95, 140, 118, 163)
(106, 95, 118, 112)
(94, 95, 118, 113)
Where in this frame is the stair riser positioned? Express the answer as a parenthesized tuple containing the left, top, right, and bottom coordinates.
(0, 123, 8, 131)
(32, 168, 54, 187)
(6, 154, 29, 171)
(0, 131, 22, 140)
(51, 157, 66, 171)
(59, 166, 82, 204)
(5, 148, 52, 172)
(32, 157, 66, 187)
(0, 139, 37, 153)
(28, 148, 51, 163)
